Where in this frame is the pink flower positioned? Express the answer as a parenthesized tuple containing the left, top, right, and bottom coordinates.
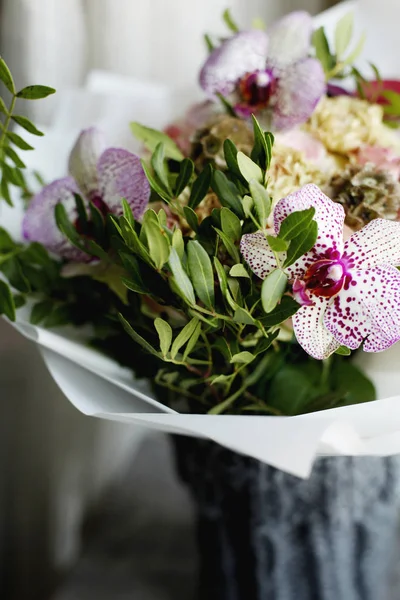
(274, 129, 327, 163)
(241, 184, 400, 359)
(23, 128, 150, 261)
(199, 12, 325, 131)
(354, 145, 400, 180)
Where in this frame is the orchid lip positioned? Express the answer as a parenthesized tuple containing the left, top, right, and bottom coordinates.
(298, 249, 355, 300)
(238, 69, 276, 110)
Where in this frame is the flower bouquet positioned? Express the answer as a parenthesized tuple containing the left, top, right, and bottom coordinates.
(2, 6, 400, 599)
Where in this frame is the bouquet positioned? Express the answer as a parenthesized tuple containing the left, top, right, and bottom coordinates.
(2, 7, 400, 476)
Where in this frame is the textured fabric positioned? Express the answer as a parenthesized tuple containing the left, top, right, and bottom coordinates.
(174, 436, 400, 600)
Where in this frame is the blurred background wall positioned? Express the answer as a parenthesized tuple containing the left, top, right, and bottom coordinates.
(0, 1, 339, 599)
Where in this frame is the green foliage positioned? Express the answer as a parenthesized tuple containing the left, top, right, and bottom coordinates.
(0, 57, 55, 204)
(312, 13, 366, 82)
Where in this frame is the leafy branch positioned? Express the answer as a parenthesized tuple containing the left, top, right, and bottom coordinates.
(0, 56, 55, 205)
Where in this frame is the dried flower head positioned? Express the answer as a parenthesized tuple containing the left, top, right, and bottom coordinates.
(190, 115, 253, 171)
(324, 163, 400, 230)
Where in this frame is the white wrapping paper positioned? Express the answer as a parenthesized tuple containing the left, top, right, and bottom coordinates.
(5, 0, 400, 478)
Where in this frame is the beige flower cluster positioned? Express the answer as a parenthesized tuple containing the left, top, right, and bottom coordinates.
(304, 96, 400, 157)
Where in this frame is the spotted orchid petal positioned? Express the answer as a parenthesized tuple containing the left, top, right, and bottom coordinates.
(273, 184, 345, 279)
(344, 219, 400, 271)
(292, 296, 341, 360)
(324, 265, 400, 353)
(271, 59, 326, 131)
(239, 231, 277, 280)
(97, 148, 150, 220)
(22, 177, 90, 262)
(68, 128, 107, 200)
(267, 11, 314, 69)
(199, 30, 269, 96)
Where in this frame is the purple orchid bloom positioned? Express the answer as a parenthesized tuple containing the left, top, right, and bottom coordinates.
(23, 128, 150, 261)
(199, 11, 326, 131)
(241, 184, 400, 360)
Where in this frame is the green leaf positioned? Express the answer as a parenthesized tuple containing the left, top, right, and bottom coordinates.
(220, 207, 241, 242)
(130, 122, 184, 161)
(141, 159, 171, 202)
(249, 179, 271, 228)
(141, 217, 170, 271)
(233, 307, 255, 325)
(119, 313, 161, 357)
(0, 280, 15, 320)
(89, 202, 105, 241)
(214, 256, 228, 298)
(119, 217, 152, 264)
(175, 158, 194, 197)
(284, 220, 318, 268)
(187, 240, 215, 308)
(4, 146, 25, 168)
(0, 177, 12, 205)
(12, 115, 44, 136)
(204, 33, 215, 52)
(171, 318, 200, 359)
(211, 170, 244, 218)
(242, 194, 253, 217)
(331, 361, 375, 405)
(237, 152, 263, 183)
(6, 131, 34, 151)
(189, 163, 212, 209)
(335, 345, 352, 356)
(260, 295, 299, 327)
(151, 143, 172, 193)
(0, 58, 15, 94)
(31, 300, 54, 325)
(74, 194, 88, 232)
(172, 228, 185, 260)
(0, 257, 30, 293)
(312, 26, 335, 73)
(154, 318, 173, 357)
(223, 139, 242, 178)
(168, 247, 196, 306)
(55, 203, 84, 248)
(342, 32, 366, 67)
(182, 320, 202, 360)
(16, 85, 56, 99)
(222, 8, 239, 32)
(183, 206, 199, 232)
(334, 11, 354, 58)
(250, 115, 273, 171)
(229, 264, 249, 278)
(267, 235, 289, 252)
(278, 207, 315, 241)
(0, 97, 8, 115)
(214, 227, 240, 263)
(121, 198, 135, 227)
(13, 294, 25, 309)
(0, 227, 16, 252)
(261, 270, 288, 313)
(230, 351, 255, 365)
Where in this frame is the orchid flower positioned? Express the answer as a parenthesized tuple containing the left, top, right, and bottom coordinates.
(23, 128, 150, 261)
(199, 11, 326, 131)
(241, 184, 400, 360)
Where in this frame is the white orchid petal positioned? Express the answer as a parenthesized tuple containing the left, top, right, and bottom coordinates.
(267, 11, 314, 68)
(324, 265, 400, 353)
(292, 296, 340, 360)
(240, 231, 277, 280)
(344, 219, 400, 270)
(68, 128, 107, 199)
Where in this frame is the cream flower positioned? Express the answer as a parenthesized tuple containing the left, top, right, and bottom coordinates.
(304, 96, 400, 156)
(267, 142, 329, 201)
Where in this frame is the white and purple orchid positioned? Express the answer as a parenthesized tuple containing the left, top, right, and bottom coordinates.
(23, 128, 150, 261)
(241, 184, 400, 360)
(199, 11, 326, 131)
